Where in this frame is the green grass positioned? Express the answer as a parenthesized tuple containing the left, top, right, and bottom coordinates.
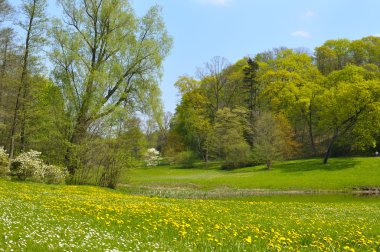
(124, 157, 380, 196)
(0, 179, 379, 251)
(1, 157, 379, 251)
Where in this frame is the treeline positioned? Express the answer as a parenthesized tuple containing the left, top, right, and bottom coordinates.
(164, 38, 380, 169)
(1, 0, 380, 187)
(0, 0, 172, 187)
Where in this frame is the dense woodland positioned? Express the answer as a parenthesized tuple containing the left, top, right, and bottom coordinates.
(1, 0, 380, 187)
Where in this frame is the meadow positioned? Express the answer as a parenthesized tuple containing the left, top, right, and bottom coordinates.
(0, 178, 380, 251)
(1, 157, 380, 251)
(124, 157, 380, 198)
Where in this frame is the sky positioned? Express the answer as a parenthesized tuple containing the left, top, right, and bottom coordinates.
(10, 0, 380, 113)
(131, 0, 380, 113)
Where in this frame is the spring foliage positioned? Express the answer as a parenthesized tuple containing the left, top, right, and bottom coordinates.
(0, 146, 9, 176)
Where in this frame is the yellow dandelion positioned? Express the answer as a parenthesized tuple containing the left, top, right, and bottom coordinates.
(244, 236, 252, 244)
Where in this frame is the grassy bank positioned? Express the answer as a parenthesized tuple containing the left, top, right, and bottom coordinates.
(125, 157, 380, 195)
(0, 180, 379, 251)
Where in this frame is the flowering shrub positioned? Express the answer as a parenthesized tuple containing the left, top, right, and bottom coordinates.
(0, 146, 9, 177)
(10, 150, 67, 184)
(144, 148, 162, 166)
(44, 165, 68, 184)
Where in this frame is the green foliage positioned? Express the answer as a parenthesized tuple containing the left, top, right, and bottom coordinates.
(50, 0, 172, 175)
(26, 76, 68, 164)
(222, 142, 251, 170)
(0, 146, 9, 176)
(252, 112, 288, 169)
(175, 151, 197, 168)
(317, 65, 380, 163)
(212, 107, 251, 169)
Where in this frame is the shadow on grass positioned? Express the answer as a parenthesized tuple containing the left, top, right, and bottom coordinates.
(169, 161, 222, 170)
(274, 158, 359, 173)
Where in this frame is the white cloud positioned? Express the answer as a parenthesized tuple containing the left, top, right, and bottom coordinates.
(303, 10, 315, 19)
(193, 0, 233, 7)
(291, 30, 311, 39)
(373, 34, 380, 37)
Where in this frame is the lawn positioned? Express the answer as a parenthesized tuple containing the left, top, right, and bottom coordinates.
(124, 157, 380, 196)
(0, 179, 379, 251)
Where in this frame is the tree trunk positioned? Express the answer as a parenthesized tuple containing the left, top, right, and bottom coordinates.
(323, 132, 338, 164)
(8, 0, 35, 156)
(308, 108, 317, 156)
(266, 159, 271, 170)
(0, 35, 8, 107)
(65, 115, 91, 175)
(8, 85, 22, 159)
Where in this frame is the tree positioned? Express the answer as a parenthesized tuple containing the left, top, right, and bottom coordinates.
(258, 49, 325, 156)
(8, 0, 47, 158)
(0, 28, 17, 143)
(198, 56, 231, 121)
(0, 0, 12, 23)
(252, 112, 291, 170)
(173, 87, 213, 161)
(24, 76, 68, 164)
(242, 57, 259, 121)
(50, 0, 172, 174)
(317, 65, 380, 164)
(212, 107, 251, 169)
(315, 39, 352, 75)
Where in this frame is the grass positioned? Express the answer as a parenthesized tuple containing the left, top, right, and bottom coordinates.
(1, 157, 379, 251)
(0, 179, 379, 251)
(123, 157, 380, 197)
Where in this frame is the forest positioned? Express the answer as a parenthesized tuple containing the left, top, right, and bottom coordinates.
(1, 0, 380, 188)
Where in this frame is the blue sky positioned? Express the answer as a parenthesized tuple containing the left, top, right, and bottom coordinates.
(11, 0, 380, 113)
(136, 0, 380, 113)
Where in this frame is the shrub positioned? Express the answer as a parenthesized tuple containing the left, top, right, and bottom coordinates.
(175, 151, 196, 168)
(44, 165, 68, 184)
(10, 150, 67, 184)
(10, 150, 43, 181)
(145, 148, 162, 166)
(0, 147, 9, 177)
(222, 142, 251, 170)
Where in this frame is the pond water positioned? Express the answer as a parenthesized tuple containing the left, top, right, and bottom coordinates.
(226, 192, 380, 203)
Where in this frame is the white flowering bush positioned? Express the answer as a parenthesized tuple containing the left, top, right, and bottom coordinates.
(44, 165, 68, 184)
(10, 150, 41, 180)
(144, 148, 162, 166)
(10, 150, 67, 184)
(0, 146, 9, 177)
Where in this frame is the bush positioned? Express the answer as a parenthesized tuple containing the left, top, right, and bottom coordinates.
(10, 150, 42, 180)
(0, 147, 9, 177)
(145, 148, 162, 166)
(10, 150, 67, 184)
(222, 142, 251, 170)
(44, 165, 68, 184)
(175, 151, 196, 168)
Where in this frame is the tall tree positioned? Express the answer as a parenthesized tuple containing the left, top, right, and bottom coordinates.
(258, 49, 324, 156)
(8, 0, 47, 158)
(0, 28, 17, 146)
(50, 0, 172, 174)
(252, 112, 291, 170)
(318, 65, 380, 164)
(212, 107, 251, 169)
(315, 39, 352, 75)
(242, 57, 259, 121)
(198, 56, 231, 121)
